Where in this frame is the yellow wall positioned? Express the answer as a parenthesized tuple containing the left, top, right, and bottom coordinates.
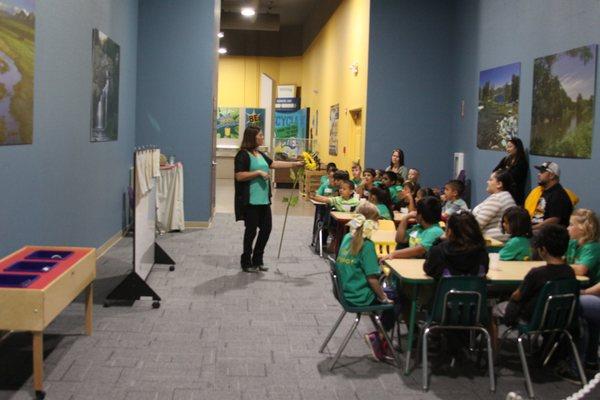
(217, 0, 370, 170)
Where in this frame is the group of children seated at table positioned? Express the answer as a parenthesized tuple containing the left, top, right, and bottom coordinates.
(315, 162, 600, 379)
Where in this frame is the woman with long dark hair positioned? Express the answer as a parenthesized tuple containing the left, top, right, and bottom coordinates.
(386, 148, 408, 181)
(493, 137, 528, 205)
(472, 169, 517, 241)
(234, 126, 303, 272)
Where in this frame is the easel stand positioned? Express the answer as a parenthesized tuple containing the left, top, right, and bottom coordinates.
(105, 147, 175, 309)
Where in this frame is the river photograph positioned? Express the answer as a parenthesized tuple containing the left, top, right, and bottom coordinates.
(0, 0, 35, 146)
(531, 44, 597, 159)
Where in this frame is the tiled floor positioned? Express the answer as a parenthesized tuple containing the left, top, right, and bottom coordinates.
(0, 193, 598, 399)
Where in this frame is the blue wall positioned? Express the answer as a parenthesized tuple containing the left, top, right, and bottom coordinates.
(136, 0, 219, 222)
(0, 0, 138, 255)
(365, 0, 456, 187)
(452, 0, 600, 208)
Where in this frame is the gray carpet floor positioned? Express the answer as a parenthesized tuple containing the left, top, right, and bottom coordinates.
(0, 212, 597, 399)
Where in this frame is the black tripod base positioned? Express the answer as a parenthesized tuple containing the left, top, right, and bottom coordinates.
(104, 272, 161, 308)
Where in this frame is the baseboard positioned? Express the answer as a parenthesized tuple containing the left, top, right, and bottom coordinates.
(97, 229, 124, 258)
(185, 219, 212, 229)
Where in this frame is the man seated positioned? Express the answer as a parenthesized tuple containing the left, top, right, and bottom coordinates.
(527, 161, 573, 231)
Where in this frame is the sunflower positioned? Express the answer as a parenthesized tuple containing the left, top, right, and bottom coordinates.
(302, 151, 318, 171)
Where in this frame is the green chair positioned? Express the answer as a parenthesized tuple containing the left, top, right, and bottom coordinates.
(420, 276, 495, 392)
(319, 257, 401, 370)
(498, 279, 586, 398)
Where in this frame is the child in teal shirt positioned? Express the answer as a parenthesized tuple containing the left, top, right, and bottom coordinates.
(381, 171, 403, 207)
(320, 162, 337, 186)
(316, 169, 338, 197)
(499, 206, 533, 261)
(567, 208, 600, 284)
(368, 187, 393, 220)
(382, 196, 444, 259)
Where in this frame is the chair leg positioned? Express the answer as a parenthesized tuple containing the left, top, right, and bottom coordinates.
(517, 334, 535, 399)
(542, 332, 564, 367)
(564, 330, 588, 387)
(373, 314, 402, 368)
(330, 314, 361, 371)
(495, 327, 514, 365)
(319, 228, 323, 258)
(319, 310, 346, 353)
(422, 326, 431, 391)
(478, 327, 496, 392)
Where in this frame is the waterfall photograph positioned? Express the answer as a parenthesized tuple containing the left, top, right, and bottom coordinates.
(0, 0, 35, 146)
(91, 28, 120, 142)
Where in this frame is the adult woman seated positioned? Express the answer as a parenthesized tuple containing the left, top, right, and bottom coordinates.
(472, 169, 516, 241)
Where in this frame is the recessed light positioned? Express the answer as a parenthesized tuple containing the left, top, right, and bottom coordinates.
(218, 32, 224, 38)
(241, 7, 255, 17)
(218, 47, 228, 54)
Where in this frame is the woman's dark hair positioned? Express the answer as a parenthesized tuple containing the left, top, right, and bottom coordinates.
(369, 187, 394, 219)
(326, 162, 337, 172)
(507, 137, 526, 167)
(493, 169, 516, 199)
(416, 196, 442, 224)
(501, 206, 533, 238)
(446, 212, 486, 251)
(389, 148, 405, 169)
(240, 126, 261, 150)
(383, 171, 398, 184)
(363, 168, 376, 178)
(532, 224, 569, 257)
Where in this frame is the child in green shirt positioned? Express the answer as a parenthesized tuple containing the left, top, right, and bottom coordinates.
(382, 196, 444, 259)
(320, 162, 337, 186)
(312, 180, 359, 212)
(499, 206, 533, 261)
(368, 187, 394, 220)
(335, 202, 396, 361)
(567, 208, 600, 284)
(381, 171, 404, 207)
(351, 161, 363, 186)
(316, 169, 338, 197)
(357, 168, 381, 199)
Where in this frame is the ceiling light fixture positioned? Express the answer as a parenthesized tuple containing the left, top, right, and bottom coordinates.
(241, 7, 255, 17)
(218, 47, 227, 54)
(218, 32, 224, 38)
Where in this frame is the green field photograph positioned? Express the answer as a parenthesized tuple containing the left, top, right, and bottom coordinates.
(91, 29, 120, 142)
(531, 44, 597, 158)
(0, 0, 35, 145)
(477, 62, 520, 150)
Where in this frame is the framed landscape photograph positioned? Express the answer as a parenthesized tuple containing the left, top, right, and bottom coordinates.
(477, 62, 521, 151)
(0, 0, 35, 145)
(531, 44, 597, 158)
(91, 29, 120, 142)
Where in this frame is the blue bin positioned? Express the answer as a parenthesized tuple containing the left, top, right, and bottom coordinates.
(26, 250, 73, 260)
(6, 261, 57, 273)
(0, 273, 39, 288)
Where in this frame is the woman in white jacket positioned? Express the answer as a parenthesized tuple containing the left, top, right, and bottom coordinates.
(472, 169, 516, 241)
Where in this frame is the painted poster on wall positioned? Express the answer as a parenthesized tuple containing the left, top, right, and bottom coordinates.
(477, 62, 520, 151)
(531, 44, 597, 158)
(0, 0, 35, 145)
(328, 104, 339, 156)
(91, 29, 120, 142)
(244, 108, 265, 132)
(216, 107, 240, 148)
(274, 109, 308, 139)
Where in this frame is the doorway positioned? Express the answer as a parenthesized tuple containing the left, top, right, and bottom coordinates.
(349, 108, 363, 166)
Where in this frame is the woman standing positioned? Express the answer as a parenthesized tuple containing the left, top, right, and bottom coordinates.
(234, 126, 303, 272)
(386, 148, 408, 181)
(472, 170, 517, 241)
(493, 137, 528, 205)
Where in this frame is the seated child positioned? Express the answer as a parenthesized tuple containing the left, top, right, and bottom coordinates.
(397, 181, 416, 212)
(356, 168, 381, 199)
(316, 168, 338, 197)
(492, 224, 575, 348)
(441, 179, 469, 218)
(567, 208, 600, 284)
(374, 169, 384, 183)
(335, 202, 396, 360)
(368, 187, 394, 220)
(407, 168, 421, 193)
(499, 206, 533, 261)
(382, 196, 444, 259)
(320, 162, 337, 185)
(424, 211, 489, 279)
(351, 161, 363, 186)
(381, 171, 403, 207)
(332, 170, 350, 190)
(312, 180, 359, 212)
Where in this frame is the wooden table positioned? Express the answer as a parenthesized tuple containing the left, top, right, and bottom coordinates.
(384, 253, 588, 375)
(0, 246, 96, 399)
